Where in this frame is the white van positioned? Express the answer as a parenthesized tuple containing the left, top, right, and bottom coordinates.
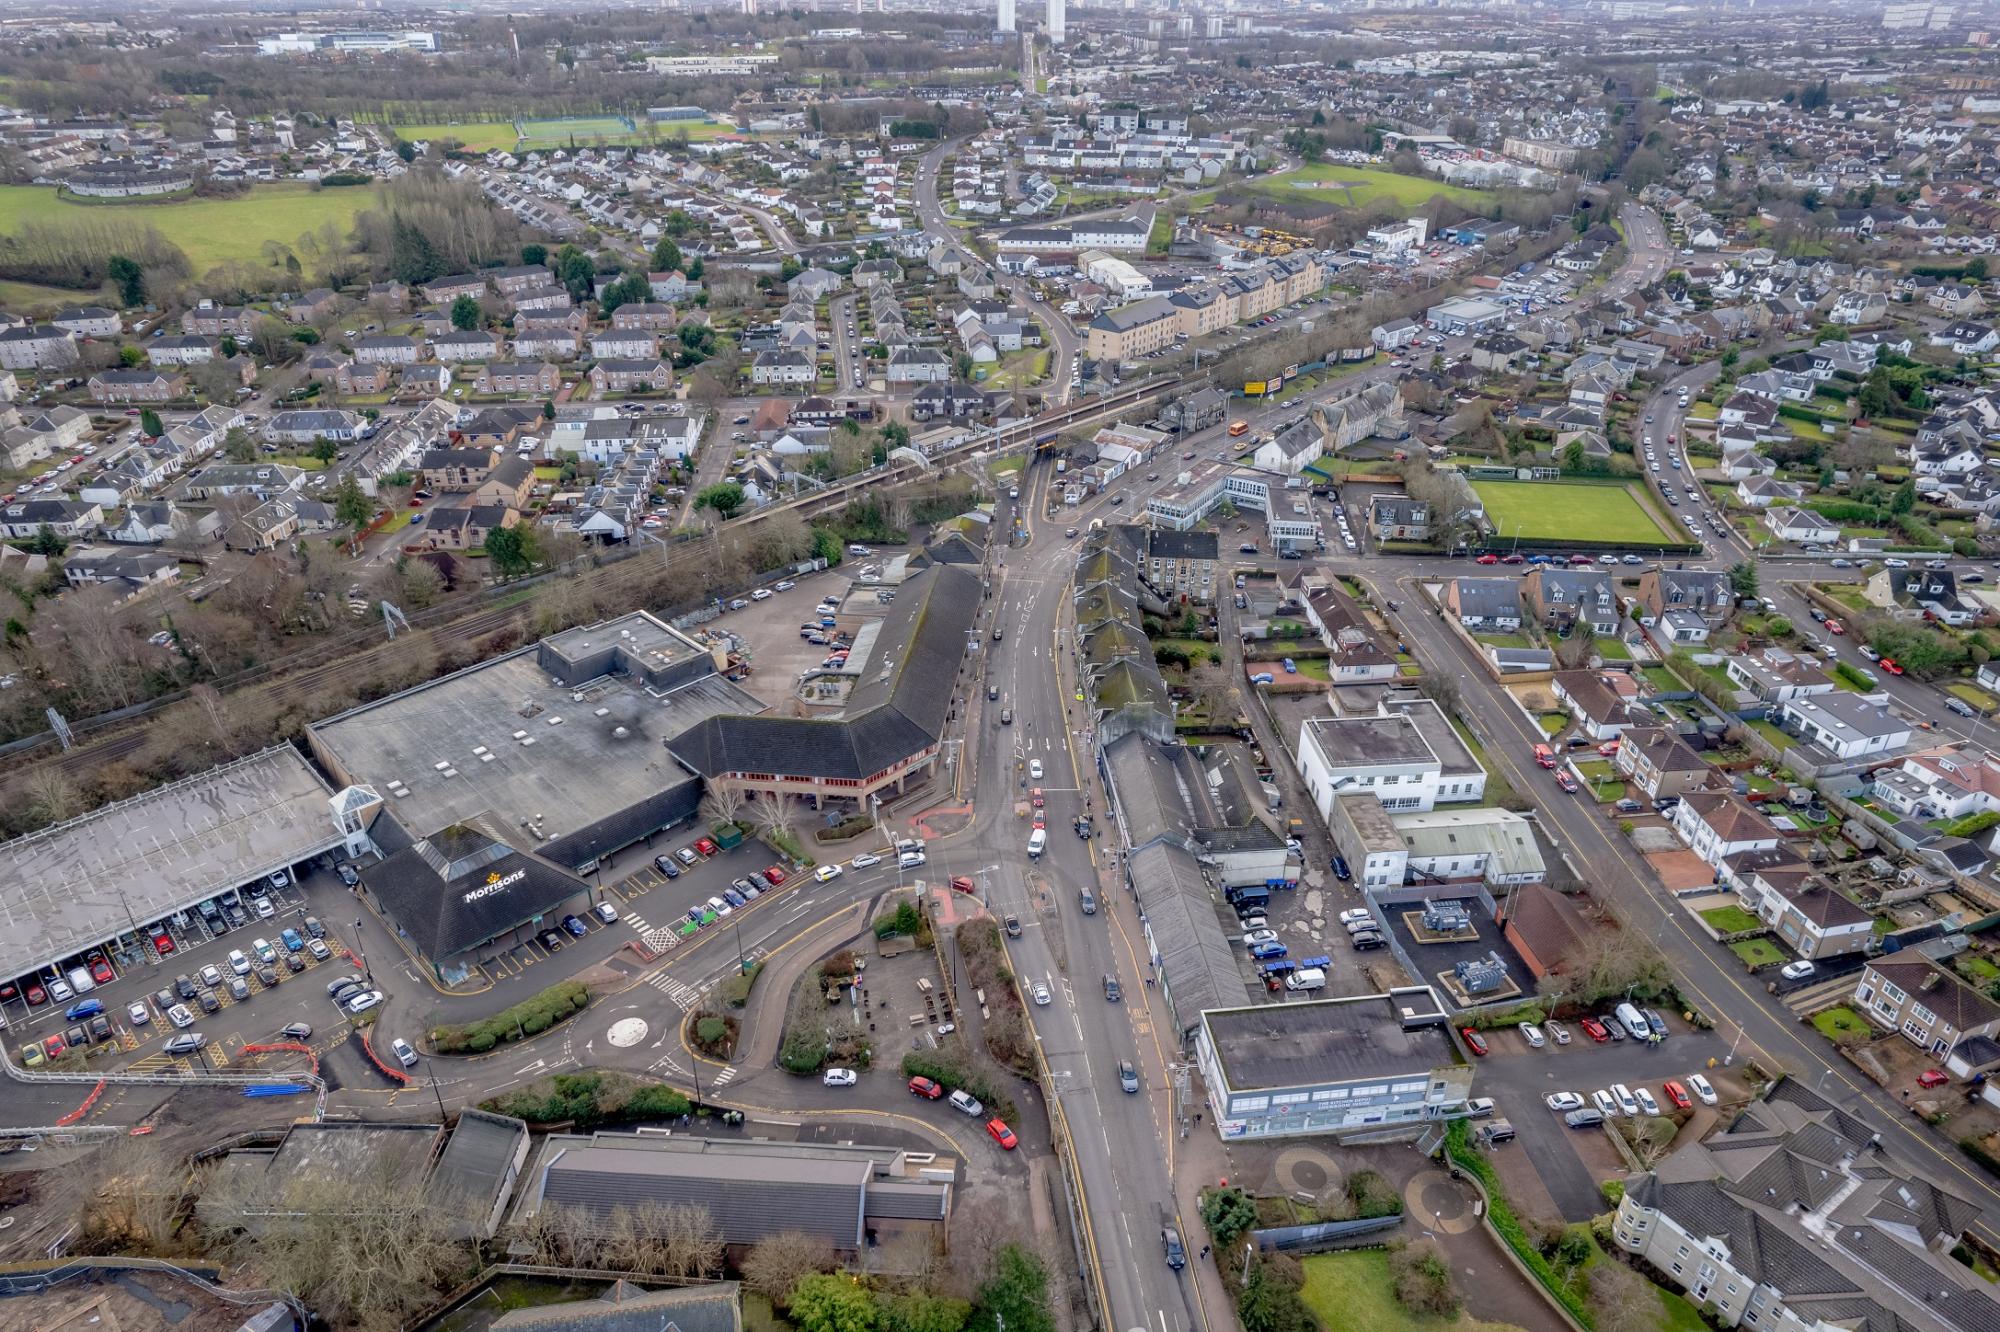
(1027, 828, 1046, 859)
(1615, 1001, 1651, 1042)
(1284, 967, 1326, 992)
(66, 966, 96, 995)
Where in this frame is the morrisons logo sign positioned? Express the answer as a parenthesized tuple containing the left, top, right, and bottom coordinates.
(462, 868, 527, 904)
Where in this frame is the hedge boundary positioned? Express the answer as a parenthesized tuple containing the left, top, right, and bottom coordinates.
(431, 979, 590, 1054)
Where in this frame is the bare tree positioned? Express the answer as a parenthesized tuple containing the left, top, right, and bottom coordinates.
(1588, 1257, 1662, 1332)
(701, 784, 748, 829)
(24, 766, 78, 825)
(744, 1229, 840, 1307)
(746, 791, 805, 853)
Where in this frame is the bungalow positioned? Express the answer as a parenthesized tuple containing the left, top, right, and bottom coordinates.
(476, 362, 562, 396)
(181, 462, 303, 501)
(1672, 791, 1780, 867)
(588, 359, 674, 395)
(1776, 691, 1912, 760)
(1762, 506, 1839, 546)
(1549, 669, 1645, 740)
(1724, 647, 1835, 704)
(398, 364, 453, 401)
(1734, 475, 1800, 509)
(1445, 577, 1525, 632)
(104, 501, 218, 547)
(263, 409, 361, 445)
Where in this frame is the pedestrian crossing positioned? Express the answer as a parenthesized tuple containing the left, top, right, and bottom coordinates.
(710, 1066, 737, 1087)
(646, 971, 704, 1010)
(622, 909, 684, 957)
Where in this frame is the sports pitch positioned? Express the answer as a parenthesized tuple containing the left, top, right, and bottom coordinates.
(1472, 479, 1682, 544)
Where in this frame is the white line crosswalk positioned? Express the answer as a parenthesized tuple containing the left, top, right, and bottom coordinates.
(646, 971, 704, 1010)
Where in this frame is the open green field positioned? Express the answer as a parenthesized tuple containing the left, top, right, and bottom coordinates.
(0, 277, 97, 311)
(392, 121, 522, 153)
(1471, 479, 1678, 544)
(0, 182, 372, 281)
(1208, 163, 1489, 211)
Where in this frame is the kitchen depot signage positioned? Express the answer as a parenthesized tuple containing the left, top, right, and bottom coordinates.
(462, 868, 527, 904)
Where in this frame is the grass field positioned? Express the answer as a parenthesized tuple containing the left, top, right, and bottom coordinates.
(1471, 479, 1677, 544)
(0, 182, 373, 281)
(394, 118, 775, 153)
(392, 121, 521, 153)
(0, 277, 97, 311)
(1206, 163, 1489, 211)
(1730, 938, 1785, 969)
(1300, 1251, 1525, 1332)
(1700, 905, 1763, 934)
(1812, 1006, 1872, 1042)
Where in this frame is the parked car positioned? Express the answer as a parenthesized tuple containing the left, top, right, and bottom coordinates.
(1460, 1028, 1489, 1057)
(1545, 1092, 1585, 1112)
(908, 1076, 945, 1100)
(1687, 1074, 1718, 1106)
(344, 990, 383, 1014)
(1518, 1022, 1545, 1049)
(823, 1067, 858, 1087)
(985, 1118, 1018, 1150)
(1579, 1017, 1609, 1042)
(1663, 1081, 1692, 1111)
(1780, 959, 1817, 981)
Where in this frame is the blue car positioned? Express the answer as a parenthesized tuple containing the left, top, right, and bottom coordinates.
(1248, 941, 1288, 961)
(64, 998, 104, 1021)
(281, 927, 304, 952)
(561, 914, 588, 937)
(722, 888, 746, 908)
(1332, 855, 1351, 881)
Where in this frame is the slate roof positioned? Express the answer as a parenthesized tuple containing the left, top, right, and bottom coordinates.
(491, 1282, 742, 1332)
(365, 824, 590, 961)
(669, 564, 976, 781)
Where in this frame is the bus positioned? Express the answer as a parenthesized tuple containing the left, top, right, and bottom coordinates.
(1228, 420, 1250, 437)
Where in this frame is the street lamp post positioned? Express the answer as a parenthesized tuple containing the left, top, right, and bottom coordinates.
(352, 919, 371, 982)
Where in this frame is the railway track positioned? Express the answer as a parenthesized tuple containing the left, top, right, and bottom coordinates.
(13, 380, 1175, 783)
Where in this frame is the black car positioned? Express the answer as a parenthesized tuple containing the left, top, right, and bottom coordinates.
(538, 929, 566, 952)
(1162, 1226, 1187, 1271)
(255, 965, 279, 987)
(174, 974, 198, 1000)
(1350, 930, 1387, 951)
(653, 854, 681, 879)
(336, 864, 360, 887)
(283, 952, 305, 972)
(1331, 855, 1351, 880)
(326, 974, 364, 998)
(197, 990, 221, 1013)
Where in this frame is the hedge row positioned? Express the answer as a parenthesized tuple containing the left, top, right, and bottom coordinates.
(1447, 1121, 1594, 1327)
(901, 1050, 1018, 1126)
(432, 979, 590, 1054)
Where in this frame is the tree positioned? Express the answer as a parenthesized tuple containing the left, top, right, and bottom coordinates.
(119, 343, 145, 368)
(139, 408, 164, 439)
(968, 1245, 1054, 1332)
(311, 436, 340, 465)
(394, 138, 417, 163)
(743, 1231, 839, 1309)
(1200, 1186, 1259, 1250)
(696, 482, 746, 520)
(557, 245, 596, 301)
(880, 1293, 969, 1332)
(790, 1275, 878, 1332)
(521, 243, 547, 266)
(747, 791, 804, 853)
(598, 272, 652, 315)
(651, 236, 683, 274)
(450, 294, 482, 331)
(1389, 1241, 1459, 1316)
(1587, 1256, 1660, 1332)
(1727, 560, 1758, 598)
(486, 526, 534, 579)
(221, 427, 256, 463)
(1237, 1257, 1315, 1332)
(1889, 478, 1917, 514)
(106, 254, 145, 306)
(780, 256, 803, 282)
(333, 474, 375, 533)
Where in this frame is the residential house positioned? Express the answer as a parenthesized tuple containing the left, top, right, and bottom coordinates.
(1869, 568, 1980, 626)
(588, 359, 674, 394)
(590, 330, 659, 361)
(514, 327, 583, 361)
(420, 446, 502, 493)
(61, 547, 180, 599)
(910, 381, 990, 423)
(432, 330, 503, 364)
(1724, 647, 1835, 704)
(181, 463, 303, 501)
(1612, 727, 1718, 802)
(752, 350, 815, 387)
(284, 288, 339, 323)
(1736, 859, 1874, 960)
(88, 369, 183, 403)
(1672, 791, 1780, 867)
(1734, 475, 1800, 509)
(1522, 567, 1619, 636)
(263, 409, 360, 445)
(476, 362, 562, 396)
(147, 334, 219, 366)
(1637, 569, 1734, 627)
(1763, 506, 1839, 546)
(398, 364, 453, 401)
(1444, 577, 1523, 631)
(1368, 494, 1430, 541)
(1550, 670, 1645, 740)
(886, 348, 951, 384)
(51, 306, 120, 337)
(1873, 749, 2000, 821)
(0, 498, 102, 539)
(181, 304, 258, 338)
(411, 502, 517, 552)
(1776, 691, 1912, 760)
(353, 335, 421, 366)
(610, 302, 679, 332)
(104, 501, 219, 547)
(1294, 574, 1400, 684)
(1856, 956, 2000, 1057)
(420, 274, 488, 305)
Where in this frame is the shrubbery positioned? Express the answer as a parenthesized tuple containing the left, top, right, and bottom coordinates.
(484, 1071, 690, 1128)
(900, 1050, 1017, 1125)
(431, 980, 589, 1054)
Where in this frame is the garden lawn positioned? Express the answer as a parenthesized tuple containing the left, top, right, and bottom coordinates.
(1730, 938, 1785, 968)
(1475, 632, 1534, 649)
(1595, 636, 1633, 661)
(1959, 955, 2000, 984)
(1812, 1006, 1872, 1042)
(1947, 682, 1997, 714)
(1299, 1250, 1526, 1332)
(1700, 905, 1763, 934)
(1641, 665, 1682, 694)
(1470, 479, 1676, 544)
(0, 182, 373, 281)
(1748, 718, 1796, 751)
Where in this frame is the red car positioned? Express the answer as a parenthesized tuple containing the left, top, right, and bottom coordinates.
(88, 955, 113, 985)
(1597, 740, 1621, 757)
(693, 837, 719, 857)
(1030, 788, 1045, 808)
(908, 1075, 945, 1100)
(1460, 1027, 1489, 1056)
(407, 497, 424, 508)
(1501, 553, 1525, 564)
(1476, 553, 1500, 565)
(949, 875, 976, 895)
(1824, 618, 1844, 635)
(1918, 1068, 1949, 1089)
(762, 865, 787, 886)
(1555, 771, 1580, 794)
(1663, 1080, 1692, 1111)
(1881, 657, 1905, 675)
(1579, 1017, 1610, 1042)
(986, 1118, 1018, 1150)
(152, 932, 175, 956)
(24, 984, 46, 1007)
(42, 1033, 66, 1060)
(0, 983, 13, 1002)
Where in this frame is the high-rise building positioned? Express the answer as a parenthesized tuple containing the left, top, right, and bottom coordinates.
(1048, 0, 1065, 44)
(998, 0, 1015, 31)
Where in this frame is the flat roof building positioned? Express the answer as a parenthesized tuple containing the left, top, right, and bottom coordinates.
(0, 746, 345, 987)
(1195, 987, 1471, 1139)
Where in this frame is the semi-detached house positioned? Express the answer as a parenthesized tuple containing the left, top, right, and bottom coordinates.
(1856, 956, 2000, 1058)
(1672, 791, 1779, 867)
